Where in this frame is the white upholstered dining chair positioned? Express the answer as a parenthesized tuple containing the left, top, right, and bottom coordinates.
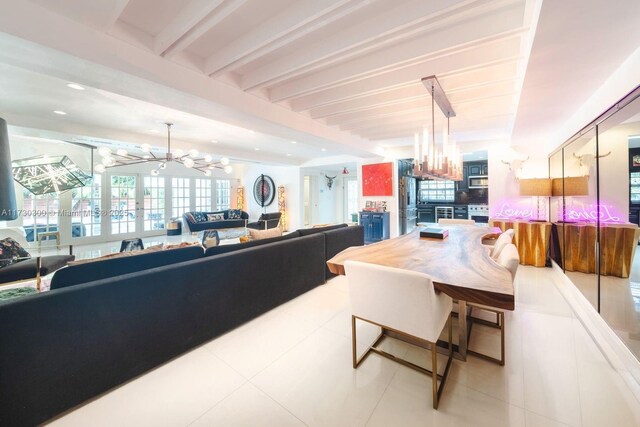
(438, 218, 476, 226)
(344, 260, 453, 409)
(489, 228, 515, 259)
(468, 243, 519, 365)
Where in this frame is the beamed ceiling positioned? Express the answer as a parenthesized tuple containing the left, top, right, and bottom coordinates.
(20, 0, 536, 147)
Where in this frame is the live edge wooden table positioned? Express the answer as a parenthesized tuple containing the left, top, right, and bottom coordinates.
(327, 226, 514, 361)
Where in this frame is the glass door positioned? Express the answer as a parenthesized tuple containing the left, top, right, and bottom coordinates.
(108, 174, 139, 237)
(344, 176, 358, 223)
(142, 176, 166, 234)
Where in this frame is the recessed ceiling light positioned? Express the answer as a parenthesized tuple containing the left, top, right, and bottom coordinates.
(248, 130, 255, 134)
(321, 148, 327, 152)
(291, 141, 297, 144)
(148, 129, 159, 133)
(286, 153, 292, 156)
(254, 148, 260, 151)
(66, 83, 85, 90)
(211, 139, 218, 143)
(53, 110, 67, 115)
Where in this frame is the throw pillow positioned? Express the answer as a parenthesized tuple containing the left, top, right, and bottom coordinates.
(0, 237, 31, 268)
(192, 212, 209, 223)
(207, 213, 225, 221)
(248, 227, 282, 241)
(228, 209, 242, 219)
(185, 212, 196, 223)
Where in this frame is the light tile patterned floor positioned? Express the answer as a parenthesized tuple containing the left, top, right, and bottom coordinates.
(48, 266, 640, 426)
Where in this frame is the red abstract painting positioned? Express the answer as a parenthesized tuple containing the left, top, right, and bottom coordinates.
(362, 162, 393, 196)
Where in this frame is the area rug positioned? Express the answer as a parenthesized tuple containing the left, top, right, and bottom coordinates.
(0, 287, 37, 302)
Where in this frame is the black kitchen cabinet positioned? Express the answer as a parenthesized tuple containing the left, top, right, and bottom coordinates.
(468, 164, 482, 175)
(417, 206, 435, 223)
(360, 211, 390, 244)
(481, 163, 489, 175)
(457, 165, 469, 191)
(454, 205, 468, 219)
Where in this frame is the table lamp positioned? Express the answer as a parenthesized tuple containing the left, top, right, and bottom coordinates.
(519, 178, 552, 221)
(552, 176, 588, 221)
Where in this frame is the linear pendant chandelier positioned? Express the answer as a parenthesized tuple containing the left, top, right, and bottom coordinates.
(94, 123, 232, 177)
(413, 76, 462, 181)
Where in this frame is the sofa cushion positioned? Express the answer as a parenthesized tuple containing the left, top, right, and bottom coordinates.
(50, 245, 204, 290)
(228, 209, 243, 219)
(248, 227, 282, 240)
(206, 213, 225, 221)
(192, 212, 208, 223)
(204, 231, 301, 257)
(297, 223, 348, 236)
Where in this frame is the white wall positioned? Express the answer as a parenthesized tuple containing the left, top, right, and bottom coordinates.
(243, 164, 301, 231)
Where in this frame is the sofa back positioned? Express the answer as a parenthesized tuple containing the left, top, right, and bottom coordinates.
(323, 225, 365, 278)
(50, 245, 205, 290)
(204, 231, 300, 257)
(0, 233, 326, 426)
(297, 223, 348, 236)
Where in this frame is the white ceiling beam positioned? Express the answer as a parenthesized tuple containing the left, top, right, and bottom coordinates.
(267, 1, 526, 100)
(204, 0, 368, 76)
(101, 0, 132, 32)
(310, 79, 518, 119)
(240, 0, 479, 90)
(155, 0, 246, 58)
(357, 118, 513, 140)
(291, 59, 519, 112)
(286, 36, 522, 112)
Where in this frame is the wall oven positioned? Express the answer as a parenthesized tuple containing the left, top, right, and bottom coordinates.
(468, 175, 488, 189)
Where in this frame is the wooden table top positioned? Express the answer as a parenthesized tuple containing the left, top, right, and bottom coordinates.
(327, 226, 515, 310)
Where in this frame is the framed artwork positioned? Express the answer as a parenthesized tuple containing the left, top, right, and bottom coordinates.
(633, 155, 640, 167)
(362, 162, 393, 196)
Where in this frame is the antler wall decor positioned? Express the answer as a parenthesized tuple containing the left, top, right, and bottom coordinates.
(324, 174, 337, 189)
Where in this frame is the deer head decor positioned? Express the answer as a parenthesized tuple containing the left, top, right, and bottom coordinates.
(324, 174, 337, 190)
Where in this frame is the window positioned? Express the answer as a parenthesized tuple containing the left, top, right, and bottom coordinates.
(22, 191, 59, 242)
(172, 177, 191, 218)
(194, 178, 212, 211)
(71, 174, 102, 238)
(216, 179, 231, 210)
(144, 176, 165, 231)
(110, 175, 137, 235)
(418, 180, 455, 202)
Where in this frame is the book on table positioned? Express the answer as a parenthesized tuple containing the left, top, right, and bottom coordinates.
(419, 227, 449, 239)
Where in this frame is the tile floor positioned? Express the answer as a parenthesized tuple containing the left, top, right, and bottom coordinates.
(47, 266, 640, 427)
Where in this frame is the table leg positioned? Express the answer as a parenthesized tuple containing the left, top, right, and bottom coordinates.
(457, 300, 468, 361)
(36, 256, 42, 292)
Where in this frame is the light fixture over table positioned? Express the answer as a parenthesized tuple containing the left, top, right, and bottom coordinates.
(413, 76, 462, 181)
(94, 123, 232, 177)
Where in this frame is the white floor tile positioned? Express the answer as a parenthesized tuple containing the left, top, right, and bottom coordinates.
(190, 382, 305, 427)
(49, 347, 245, 427)
(252, 327, 399, 427)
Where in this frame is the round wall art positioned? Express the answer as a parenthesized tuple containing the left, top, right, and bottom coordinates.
(253, 174, 276, 207)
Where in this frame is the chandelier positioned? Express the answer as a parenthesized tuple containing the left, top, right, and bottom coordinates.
(413, 76, 462, 181)
(94, 123, 232, 177)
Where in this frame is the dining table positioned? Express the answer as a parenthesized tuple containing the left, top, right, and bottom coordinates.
(326, 225, 514, 360)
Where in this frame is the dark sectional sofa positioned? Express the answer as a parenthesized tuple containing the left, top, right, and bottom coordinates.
(182, 209, 249, 232)
(0, 224, 364, 426)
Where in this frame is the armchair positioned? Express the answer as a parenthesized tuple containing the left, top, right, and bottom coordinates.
(247, 212, 282, 230)
(344, 260, 453, 409)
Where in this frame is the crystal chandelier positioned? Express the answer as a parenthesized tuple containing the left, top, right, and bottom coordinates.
(413, 76, 462, 181)
(94, 123, 232, 177)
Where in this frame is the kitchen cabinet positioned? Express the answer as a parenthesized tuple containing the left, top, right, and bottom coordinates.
(454, 206, 468, 219)
(360, 211, 390, 244)
(457, 165, 469, 191)
(468, 164, 482, 175)
(418, 206, 435, 223)
(482, 163, 489, 175)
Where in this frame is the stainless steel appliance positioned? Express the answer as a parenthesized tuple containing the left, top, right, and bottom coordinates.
(435, 206, 453, 222)
(468, 204, 489, 223)
(399, 176, 418, 234)
(469, 175, 488, 189)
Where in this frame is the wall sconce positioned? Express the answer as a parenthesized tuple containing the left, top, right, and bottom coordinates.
(236, 186, 245, 210)
(278, 185, 287, 231)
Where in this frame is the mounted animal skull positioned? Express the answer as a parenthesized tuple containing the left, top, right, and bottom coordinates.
(324, 174, 337, 190)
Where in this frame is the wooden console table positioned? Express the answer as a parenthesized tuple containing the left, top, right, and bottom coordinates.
(553, 222, 640, 278)
(489, 219, 552, 267)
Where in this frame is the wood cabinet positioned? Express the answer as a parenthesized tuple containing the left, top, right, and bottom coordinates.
(490, 219, 552, 267)
(360, 212, 390, 244)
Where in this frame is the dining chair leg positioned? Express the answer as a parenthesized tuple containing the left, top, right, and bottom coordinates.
(432, 339, 438, 409)
(36, 256, 42, 292)
(467, 306, 505, 366)
(500, 312, 505, 366)
(351, 315, 357, 369)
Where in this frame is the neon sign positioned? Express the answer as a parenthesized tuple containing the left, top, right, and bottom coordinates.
(493, 202, 534, 219)
(564, 204, 622, 223)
